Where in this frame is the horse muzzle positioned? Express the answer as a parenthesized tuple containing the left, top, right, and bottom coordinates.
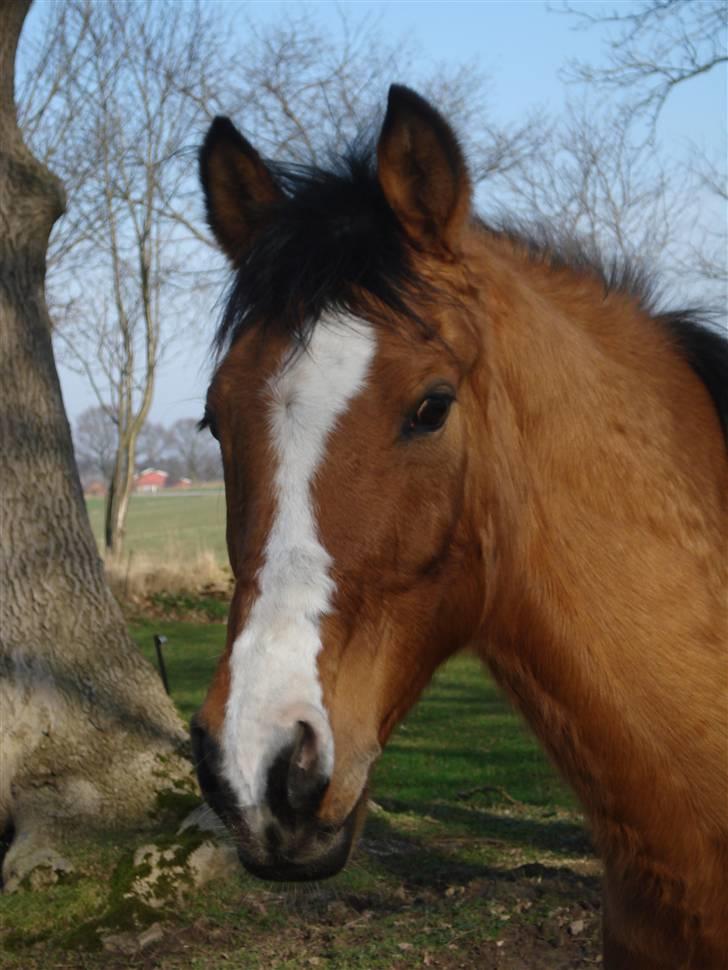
(236, 804, 361, 882)
(190, 714, 365, 881)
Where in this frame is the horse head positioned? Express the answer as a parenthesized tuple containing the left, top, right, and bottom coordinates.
(192, 86, 488, 880)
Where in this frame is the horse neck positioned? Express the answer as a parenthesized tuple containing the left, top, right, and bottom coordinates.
(467, 231, 727, 855)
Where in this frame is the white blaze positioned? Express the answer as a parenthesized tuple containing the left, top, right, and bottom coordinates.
(222, 314, 376, 808)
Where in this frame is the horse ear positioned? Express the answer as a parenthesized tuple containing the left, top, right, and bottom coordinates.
(199, 117, 282, 264)
(377, 85, 471, 254)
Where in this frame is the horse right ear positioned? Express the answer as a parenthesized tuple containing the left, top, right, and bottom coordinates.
(199, 117, 282, 264)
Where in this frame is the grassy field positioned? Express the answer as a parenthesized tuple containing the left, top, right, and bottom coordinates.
(130, 618, 576, 815)
(1, 619, 601, 969)
(86, 491, 227, 564)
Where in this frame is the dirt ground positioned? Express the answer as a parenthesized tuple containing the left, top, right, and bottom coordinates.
(137, 862, 604, 970)
(8, 851, 603, 970)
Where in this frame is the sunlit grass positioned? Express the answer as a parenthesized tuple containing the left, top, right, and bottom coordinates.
(129, 621, 576, 817)
(86, 491, 228, 564)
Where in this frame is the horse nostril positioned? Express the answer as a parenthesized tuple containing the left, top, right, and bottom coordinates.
(266, 719, 329, 823)
(286, 720, 329, 815)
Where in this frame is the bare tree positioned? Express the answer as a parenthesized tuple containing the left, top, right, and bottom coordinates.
(166, 417, 222, 483)
(686, 148, 728, 285)
(1, 0, 190, 892)
(18, 0, 227, 556)
(225, 6, 546, 185)
(73, 406, 116, 482)
(555, 0, 727, 293)
(496, 105, 684, 283)
(135, 418, 171, 473)
(558, 0, 727, 133)
(135, 417, 222, 481)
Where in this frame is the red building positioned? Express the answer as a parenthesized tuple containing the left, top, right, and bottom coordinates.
(134, 468, 169, 493)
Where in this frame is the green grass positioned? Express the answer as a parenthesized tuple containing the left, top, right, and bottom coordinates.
(130, 617, 226, 725)
(86, 492, 227, 562)
(374, 656, 574, 813)
(128, 620, 578, 832)
(1, 622, 597, 969)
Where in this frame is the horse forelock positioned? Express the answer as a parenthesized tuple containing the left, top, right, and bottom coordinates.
(212, 146, 435, 361)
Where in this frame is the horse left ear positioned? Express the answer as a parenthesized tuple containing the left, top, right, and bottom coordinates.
(199, 116, 282, 264)
(377, 85, 471, 255)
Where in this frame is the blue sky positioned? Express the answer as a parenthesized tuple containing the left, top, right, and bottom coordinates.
(242, 0, 725, 145)
(21, 0, 727, 426)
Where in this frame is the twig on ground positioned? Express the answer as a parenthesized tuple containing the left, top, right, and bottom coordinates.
(455, 784, 523, 805)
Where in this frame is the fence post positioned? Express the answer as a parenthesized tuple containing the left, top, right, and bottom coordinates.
(153, 634, 170, 694)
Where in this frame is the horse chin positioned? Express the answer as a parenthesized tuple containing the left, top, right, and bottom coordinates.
(235, 790, 369, 883)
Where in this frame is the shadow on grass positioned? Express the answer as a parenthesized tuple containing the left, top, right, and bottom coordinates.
(367, 799, 592, 858)
(358, 810, 598, 898)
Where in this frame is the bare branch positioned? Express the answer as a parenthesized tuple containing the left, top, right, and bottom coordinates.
(556, 0, 727, 134)
(551, 0, 727, 291)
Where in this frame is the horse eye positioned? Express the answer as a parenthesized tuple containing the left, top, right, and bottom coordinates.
(406, 394, 454, 435)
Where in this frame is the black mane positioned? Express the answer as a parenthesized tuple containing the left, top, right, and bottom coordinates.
(660, 312, 728, 438)
(487, 218, 659, 311)
(211, 142, 728, 439)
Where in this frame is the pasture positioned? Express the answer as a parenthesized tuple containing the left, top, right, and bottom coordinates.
(0, 620, 601, 969)
(86, 491, 227, 564)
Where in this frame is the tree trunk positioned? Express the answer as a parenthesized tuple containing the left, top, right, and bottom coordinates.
(103, 382, 154, 557)
(104, 447, 132, 556)
(0, 0, 191, 890)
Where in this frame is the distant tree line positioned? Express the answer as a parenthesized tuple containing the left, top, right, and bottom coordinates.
(74, 407, 222, 485)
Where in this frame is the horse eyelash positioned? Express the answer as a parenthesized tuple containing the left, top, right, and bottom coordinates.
(199, 408, 220, 440)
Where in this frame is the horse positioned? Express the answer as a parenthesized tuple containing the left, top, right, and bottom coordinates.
(191, 85, 728, 969)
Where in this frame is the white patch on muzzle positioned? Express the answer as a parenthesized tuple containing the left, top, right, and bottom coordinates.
(222, 314, 376, 809)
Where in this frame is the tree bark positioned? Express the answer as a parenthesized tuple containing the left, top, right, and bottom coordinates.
(0, 0, 190, 890)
